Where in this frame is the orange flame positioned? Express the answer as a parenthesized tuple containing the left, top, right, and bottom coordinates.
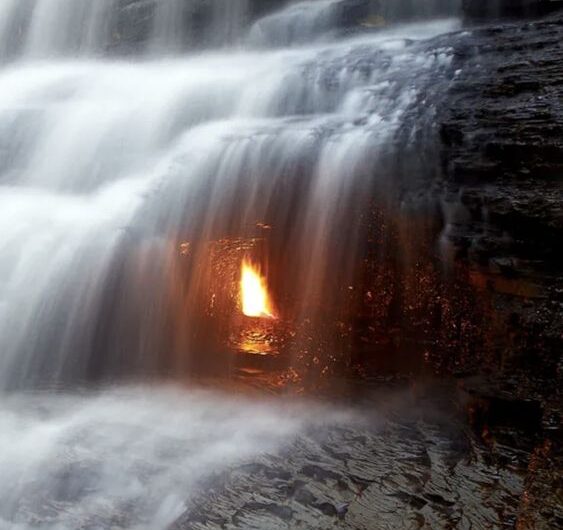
(240, 259, 275, 318)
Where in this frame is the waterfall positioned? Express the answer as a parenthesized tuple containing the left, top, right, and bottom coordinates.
(0, 0, 254, 59)
(0, 1, 462, 389)
(0, 2, 499, 529)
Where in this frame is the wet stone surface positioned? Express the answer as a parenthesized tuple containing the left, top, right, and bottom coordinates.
(170, 384, 560, 530)
(431, 11, 563, 473)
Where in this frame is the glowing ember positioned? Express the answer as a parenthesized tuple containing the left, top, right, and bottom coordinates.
(240, 259, 275, 319)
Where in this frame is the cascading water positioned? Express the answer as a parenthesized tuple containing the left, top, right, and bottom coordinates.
(0, 0, 254, 58)
(0, 1, 469, 528)
(0, 0, 462, 388)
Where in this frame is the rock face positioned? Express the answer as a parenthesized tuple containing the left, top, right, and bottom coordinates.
(168, 384, 561, 530)
(109, 0, 377, 53)
(463, 0, 563, 18)
(435, 10, 562, 441)
(440, 13, 563, 247)
(440, 13, 563, 249)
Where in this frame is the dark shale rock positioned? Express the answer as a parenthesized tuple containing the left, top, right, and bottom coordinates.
(108, 0, 155, 54)
(333, 0, 374, 27)
(441, 14, 563, 192)
(102, 0, 293, 54)
(463, 0, 563, 19)
(380, 0, 461, 21)
(438, 12, 563, 274)
(169, 384, 561, 529)
(434, 12, 562, 455)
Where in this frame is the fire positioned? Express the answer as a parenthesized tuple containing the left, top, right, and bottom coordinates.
(240, 259, 275, 318)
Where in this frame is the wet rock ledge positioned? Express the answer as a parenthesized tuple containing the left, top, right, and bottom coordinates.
(435, 5, 562, 470)
(440, 11, 563, 254)
(168, 384, 562, 530)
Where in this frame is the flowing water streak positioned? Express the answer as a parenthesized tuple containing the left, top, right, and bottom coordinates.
(150, 0, 251, 53)
(247, 0, 344, 46)
(0, 0, 22, 58)
(0, 0, 253, 60)
(24, 0, 113, 58)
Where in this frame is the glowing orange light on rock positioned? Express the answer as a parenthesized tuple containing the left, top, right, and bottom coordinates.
(240, 259, 275, 319)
